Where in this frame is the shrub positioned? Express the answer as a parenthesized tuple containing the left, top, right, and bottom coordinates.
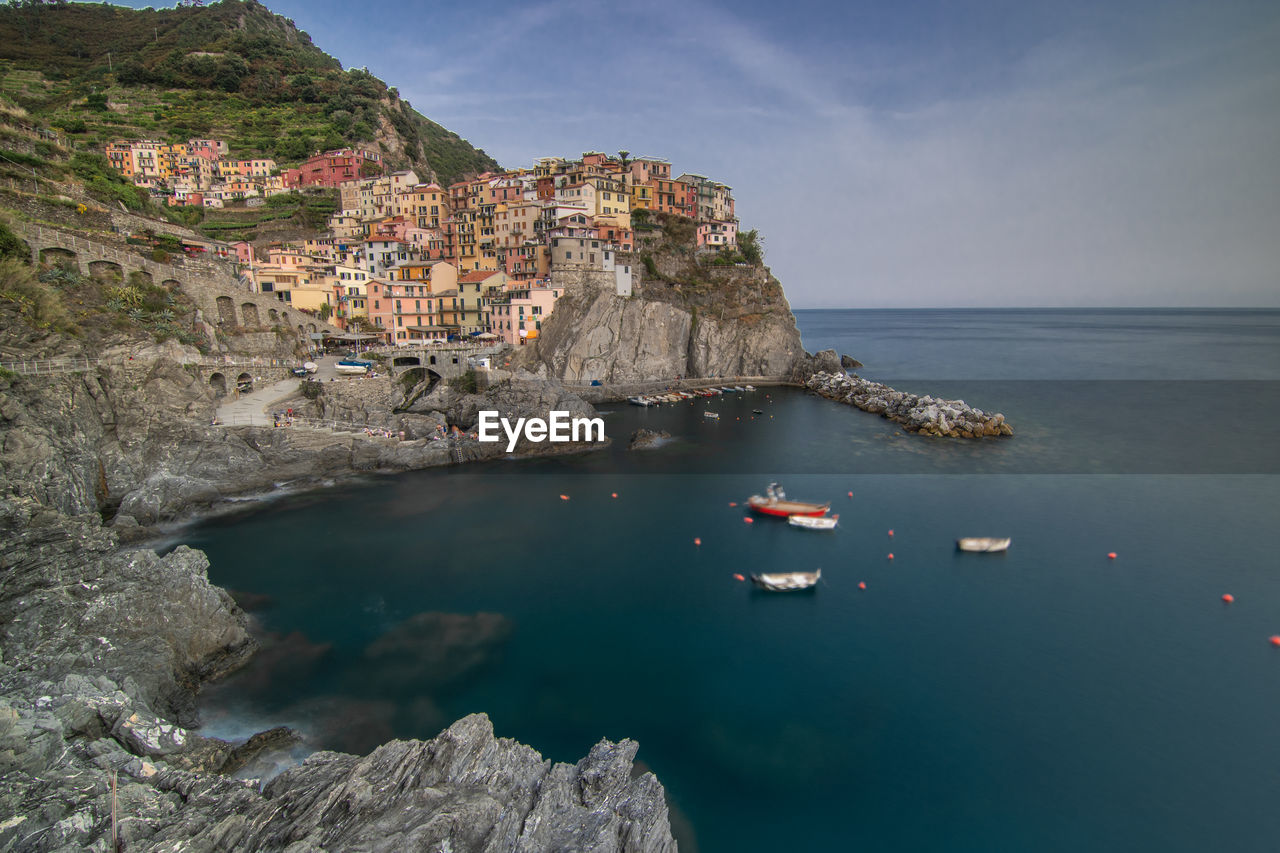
(448, 369, 478, 394)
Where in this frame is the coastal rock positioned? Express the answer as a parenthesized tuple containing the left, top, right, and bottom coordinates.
(628, 428, 671, 450)
(841, 354, 864, 369)
(805, 372, 1013, 438)
(0, 504, 677, 852)
(527, 268, 804, 382)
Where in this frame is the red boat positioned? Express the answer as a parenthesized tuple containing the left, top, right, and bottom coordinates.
(747, 483, 830, 518)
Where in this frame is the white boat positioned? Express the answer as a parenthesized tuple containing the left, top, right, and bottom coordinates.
(744, 384, 756, 391)
(303, 361, 318, 373)
(956, 537, 1012, 553)
(751, 569, 822, 591)
(789, 514, 838, 530)
(629, 396, 653, 407)
(703, 411, 720, 419)
(334, 363, 368, 375)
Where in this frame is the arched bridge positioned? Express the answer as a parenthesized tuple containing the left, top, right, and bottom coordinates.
(12, 222, 342, 340)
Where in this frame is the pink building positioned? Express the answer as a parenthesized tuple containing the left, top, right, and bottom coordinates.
(490, 283, 564, 345)
(284, 149, 383, 189)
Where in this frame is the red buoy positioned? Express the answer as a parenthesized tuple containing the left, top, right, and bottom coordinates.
(611, 492, 618, 498)
(888, 529, 894, 537)
(887, 553, 895, 560)
(1108, 552, 1117, 560)
(847, 491, 853, 498)
(694, 538, 702, 547)
(560, 494, 570, 501)
(743, 517, 753, 524)
(1222, 594, 1234, 603)
(729, 501, 737, 507)
(858, 581, 867, 590)
(733, 573, 745, 581)
(1271, 636, 1280, 647)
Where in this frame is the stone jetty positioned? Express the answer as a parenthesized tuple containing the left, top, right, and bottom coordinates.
(805, 371, 1014, 438)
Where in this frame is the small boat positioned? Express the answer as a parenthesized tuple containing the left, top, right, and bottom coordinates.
(789, 514, 838, 531)
(956, 537, 1012, 553)
(703, 411, 720, 419)
(752, 409, 764, 415)
(334, 363, 368, 375)
(629, 396, 653, 407)
(747, 483, 830, 518)
(751, 569, 822, 591)
(303, 361, 318, 373)
(744, 385, 756, 391)
(733, 386, 746, 392)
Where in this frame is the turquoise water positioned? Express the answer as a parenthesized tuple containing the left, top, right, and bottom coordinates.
(185, 310, 1280, 852)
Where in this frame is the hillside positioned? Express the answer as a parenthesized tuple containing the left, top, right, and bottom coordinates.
(0, 0, 499, 186)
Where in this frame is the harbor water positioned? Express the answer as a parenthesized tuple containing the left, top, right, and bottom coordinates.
(184, 309, 1280, 853)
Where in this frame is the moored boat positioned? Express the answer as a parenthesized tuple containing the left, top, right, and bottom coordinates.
(334, 363, 368, 375)
(704, 411, 720, 419)
(789, 514, 838, 530)
(751, 569, 822, 591)
(747, 483, 830, 518)
(956, 537, 1012, 553)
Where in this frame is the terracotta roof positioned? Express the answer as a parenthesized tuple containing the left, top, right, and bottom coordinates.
(458, 271, 502, 283)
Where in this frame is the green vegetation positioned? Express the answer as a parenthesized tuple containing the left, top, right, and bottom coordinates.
(448, 368, 478, 395)
(196, 189, 337, 240)
(0, 217, 30, 263)
(737, 228, 763, 265)
(0, 0, 499, 184)
(1, 256, 67, 330)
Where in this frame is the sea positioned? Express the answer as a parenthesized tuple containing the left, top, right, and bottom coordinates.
(181, 309, 1280, 853)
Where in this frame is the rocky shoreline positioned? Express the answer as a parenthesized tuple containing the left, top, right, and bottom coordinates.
(805, 371, 1014, 437)
(0, 495, 676, 852)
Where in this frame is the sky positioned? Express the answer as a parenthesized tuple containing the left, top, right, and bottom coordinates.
(112, 0, 1280, 307)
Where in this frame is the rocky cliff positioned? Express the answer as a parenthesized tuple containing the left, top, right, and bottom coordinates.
(0, 498, 676, 852)
(525, 213, 807, 383)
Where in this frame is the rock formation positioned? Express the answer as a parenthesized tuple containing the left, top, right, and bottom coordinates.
(0, 498, 676, 852)
(806, 371, 1014, 437)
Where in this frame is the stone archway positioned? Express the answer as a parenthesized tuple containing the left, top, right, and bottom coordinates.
(162, 279, 180, 289)
(235, 372, 253, 394)
(241, 303, 261, 327)
(216, 296, 236, 326)
(209, 372, 227, 397)
(88, 260, 123, 282)
(129, 270, 153, 287)
(306, 323, 317, 334)
(393, 355, 422, 367)
(268, 308, 279, 323)
(39, 247, 78, 271)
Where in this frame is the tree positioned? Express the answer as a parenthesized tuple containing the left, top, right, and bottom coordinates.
(738, 229, 764, 265)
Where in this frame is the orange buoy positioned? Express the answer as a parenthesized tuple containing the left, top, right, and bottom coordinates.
(1222, 594, 1234, 603)
(858, 581, 866, 590)
(729, 501, 737, 507)
(1108, 552, 1117, 560)
(694, 538, 702, 546)
(1271, 636, 1280, 647)
(611, 492, 618, 498)
(733, 573, 745, 581)
(887, 553, 894, 560)
(888, 529, 894, 537)
(743, 517, 754, 524)
(559, 494, 570, 501)
(847, 491, 853, 498)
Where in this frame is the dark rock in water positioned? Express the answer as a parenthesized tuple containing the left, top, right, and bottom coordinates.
(841, 354, 863, 369)
(628, 428, 672, 450)
(228, 588, 275, 611)
(791, 348, 843, 380)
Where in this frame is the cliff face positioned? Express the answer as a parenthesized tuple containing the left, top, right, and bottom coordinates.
(528, 215, 806, 383)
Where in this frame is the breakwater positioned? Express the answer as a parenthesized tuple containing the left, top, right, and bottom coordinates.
(805, 371, 1013, 437)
